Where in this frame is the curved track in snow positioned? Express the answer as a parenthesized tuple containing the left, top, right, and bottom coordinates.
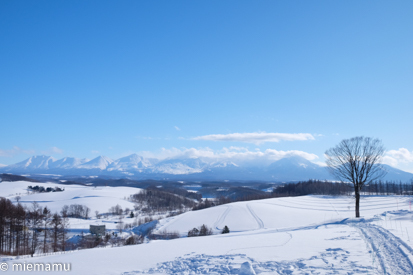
(246, 203, 264, 229)
(354, 222, 413, 275)
(213, 205, 231, 231)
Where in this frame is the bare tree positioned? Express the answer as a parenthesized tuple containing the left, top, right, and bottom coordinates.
(42, 206, 51, 253)
(28, 202, 43, 256)
(117, 216, 124, 234)
(50, 213, 62, 252)
(325, 136, 387, 217)
(60, 212, 69, 251)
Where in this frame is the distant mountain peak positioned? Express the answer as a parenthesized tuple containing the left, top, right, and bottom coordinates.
(8, 155, 56, 170)
(152, 158, 209, 175)
(78, 156, 114, 170)
(107, 154, 154, 171)
(268, 155, 317, 169)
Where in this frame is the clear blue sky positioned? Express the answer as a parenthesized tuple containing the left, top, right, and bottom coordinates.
(1, 1, 413, 172)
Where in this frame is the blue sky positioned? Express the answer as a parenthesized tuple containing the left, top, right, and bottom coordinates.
(1, 1, 413, 172)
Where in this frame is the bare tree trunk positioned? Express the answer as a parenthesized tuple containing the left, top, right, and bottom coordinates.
(355, 191, 360, 218)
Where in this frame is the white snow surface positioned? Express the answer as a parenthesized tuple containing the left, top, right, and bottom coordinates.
(0, 181, 140, 225)
(2, 182, 413, 275)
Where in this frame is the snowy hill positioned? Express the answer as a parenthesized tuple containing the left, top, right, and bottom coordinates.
(3, 180, 413, 274)
(0, 181, 138, 213)
(0, 180, 141, 230)
(1, 154, 412, 182)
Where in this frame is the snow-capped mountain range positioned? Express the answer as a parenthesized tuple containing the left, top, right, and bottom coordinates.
(1, 154, 412, 182)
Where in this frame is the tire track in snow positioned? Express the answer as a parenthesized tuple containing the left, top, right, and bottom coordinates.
(353, 222, 413, 275)
(225, 232, 293, 255)
(246, 203, 264, 229)
(213, 205, 231, 231)
(327, 198, 341, 218)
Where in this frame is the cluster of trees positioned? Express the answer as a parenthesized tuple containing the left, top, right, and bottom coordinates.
(61, 204, 90, 219)
(361, 180, 413, 196)
(0, 198, 68, 256)
(131, 188, 196, 213)
(187, 224, 213, 237)
(187, 224, 229, 237)
(124, 234, 144, 245)
(192, 199, 216, 211)
(108, 204, 124, 216)
(148, 229, 180, 240)
(28, 186, 64, 193)
(152, 186, 202, 202)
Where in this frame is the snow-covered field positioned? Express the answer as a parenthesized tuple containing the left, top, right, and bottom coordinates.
(2, 181, 413, 274)
(0, 181, 141, 230)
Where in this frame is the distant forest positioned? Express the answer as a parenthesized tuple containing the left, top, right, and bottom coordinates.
(272, 179, 413, 197)
(214, 179, 413, 206)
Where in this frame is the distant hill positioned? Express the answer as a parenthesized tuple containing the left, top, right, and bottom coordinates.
(0, 155, 412, 182)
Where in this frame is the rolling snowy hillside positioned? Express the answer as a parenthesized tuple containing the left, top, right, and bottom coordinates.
(2, 180, 413, 274)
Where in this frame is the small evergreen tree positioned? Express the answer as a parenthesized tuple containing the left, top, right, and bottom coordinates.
(188, 228, 199, 237)
(130, 211, 134, 218)
(221, 225, 230, 234)
(199, 224, 212, 236)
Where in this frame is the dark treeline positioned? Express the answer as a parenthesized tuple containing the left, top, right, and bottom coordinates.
(131, 188, 197, 213)
(272, 180, 413, 196)
(192, 198, 216, 211)
(147, 186, 202, 202)
(361, 180, 413, 196)
(0, 174, 39, 182)
(0, 198, 68, 256)
(272, 180, 352, 196)
(187, 224, 213, 237)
